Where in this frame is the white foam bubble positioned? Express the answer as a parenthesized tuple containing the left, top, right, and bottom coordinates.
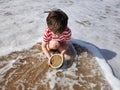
(0, 60, 16, 75)
(43, 62, 80, 90)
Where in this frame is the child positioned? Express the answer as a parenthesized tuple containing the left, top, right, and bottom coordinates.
(42, 9, 76, 66)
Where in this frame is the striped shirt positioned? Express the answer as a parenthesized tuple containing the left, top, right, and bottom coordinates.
(43, 27, 71, 42)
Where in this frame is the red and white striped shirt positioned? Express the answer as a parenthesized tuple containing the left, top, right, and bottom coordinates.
(43, 27, 71, 42)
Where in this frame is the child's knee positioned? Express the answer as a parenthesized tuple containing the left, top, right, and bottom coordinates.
(49, 40, 60, 49)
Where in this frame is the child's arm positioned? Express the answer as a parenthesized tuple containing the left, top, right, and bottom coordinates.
(60, 40, 70, 56)
(60, 28, 71, 55)
(41, 41, 51, 60)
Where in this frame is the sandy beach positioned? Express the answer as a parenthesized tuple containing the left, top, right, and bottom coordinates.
(0, 0, 120, 89)
(0, 43, 111, 90)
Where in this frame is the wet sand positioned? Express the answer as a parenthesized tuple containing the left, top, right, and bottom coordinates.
(0, 43, 111, 90)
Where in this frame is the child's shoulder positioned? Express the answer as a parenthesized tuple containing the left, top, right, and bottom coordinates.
(65, 27, 71, 33)
(45, 28, 52, 33)
(66, 27, 71, 31)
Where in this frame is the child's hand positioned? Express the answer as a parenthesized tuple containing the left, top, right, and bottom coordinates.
(47, 57, 51, 66)
(60, 50, 66, 59)
(61, 50, 66, 54)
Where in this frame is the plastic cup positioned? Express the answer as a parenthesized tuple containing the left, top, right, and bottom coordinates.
(49, 54, 63, 68)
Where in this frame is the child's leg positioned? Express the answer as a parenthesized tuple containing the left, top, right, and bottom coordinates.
(48, 40, 60, 50)
(59, 42, 77, 67)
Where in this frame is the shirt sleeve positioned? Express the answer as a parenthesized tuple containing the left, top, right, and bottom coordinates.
(65, 28, 71, 41)
(43, 28, 49, 42)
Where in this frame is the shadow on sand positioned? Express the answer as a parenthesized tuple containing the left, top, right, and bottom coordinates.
(71, 39, 117, 76)
(99, 49, 117, 61)
(71, 39, 117, 61)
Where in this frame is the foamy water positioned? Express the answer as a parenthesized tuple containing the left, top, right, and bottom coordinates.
(0, 0, 120, 89)
(0, 43, 111, 90)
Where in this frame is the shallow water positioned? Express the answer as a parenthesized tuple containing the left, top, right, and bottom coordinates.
(0, 43, 111, 90)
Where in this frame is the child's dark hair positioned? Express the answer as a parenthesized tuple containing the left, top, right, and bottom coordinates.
(46, 9, 68, 34)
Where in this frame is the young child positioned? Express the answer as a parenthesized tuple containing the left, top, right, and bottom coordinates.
(42, 9, 76, 66)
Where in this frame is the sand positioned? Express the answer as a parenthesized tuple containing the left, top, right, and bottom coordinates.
(50, 54, 63, 68)
(0, 43, 111, 90)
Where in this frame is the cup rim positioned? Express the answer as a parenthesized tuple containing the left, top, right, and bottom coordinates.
(49, 54, 63, 68)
